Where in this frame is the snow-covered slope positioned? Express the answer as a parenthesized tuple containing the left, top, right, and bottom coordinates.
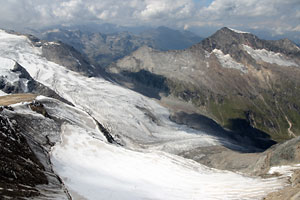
(51, 125, 286, 200)
(212, 49, 248, 73)
(0, 29, 223, 152)
(228, 28, 249, 34)
(243, 44, 298, 67)
(0, 29, 295, 199)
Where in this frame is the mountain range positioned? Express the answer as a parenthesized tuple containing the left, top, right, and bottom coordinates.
(36, 26, 203, 67)
(0, 27, 300, 199)
(109, 27, 300, 143)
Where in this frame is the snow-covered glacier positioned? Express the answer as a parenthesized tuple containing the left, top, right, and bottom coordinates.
(0, 29, 293, 199)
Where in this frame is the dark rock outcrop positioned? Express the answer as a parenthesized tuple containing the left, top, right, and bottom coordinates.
(0, 98, 81, 199)
(41, 41, 96, 76)
(0, 114, 47, 198)
(197, 27, 300, 62)
(26, 33, 97, 76)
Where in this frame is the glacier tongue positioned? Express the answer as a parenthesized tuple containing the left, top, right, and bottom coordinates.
(51, 125, 286, 200)
(0, 29, 291, 200)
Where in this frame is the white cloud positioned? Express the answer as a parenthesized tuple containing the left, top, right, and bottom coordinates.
(292, 25, 300, 32)
(138, 0, 194, 26)
(204, 0, 278, 17)
(188, 0, 300, 38)
(0, 0, 299, 39)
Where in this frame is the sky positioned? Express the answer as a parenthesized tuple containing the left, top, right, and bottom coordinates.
(0, 0, 299, 42)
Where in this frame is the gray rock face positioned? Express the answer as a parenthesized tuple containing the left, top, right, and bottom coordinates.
(0, 113, 47, 199)
(41, 41, 96, 76)
(0, 109, 69, 200)
(198, 27, 300, 63)
(249, 136, 300, 175)
(178, 135, 300, 176)
(4, 31, 96, 77)
(26, 34, 96, 76)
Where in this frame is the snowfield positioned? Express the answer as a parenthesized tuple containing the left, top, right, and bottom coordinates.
(212, 49, 248, 73)
(242, 44, 298, 67)
(0, 29, 294, 199)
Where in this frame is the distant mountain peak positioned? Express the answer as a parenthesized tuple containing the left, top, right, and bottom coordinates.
(196, 26, 300, 57)
(211, 27, 255, 39)
(197, 27, 257, 54)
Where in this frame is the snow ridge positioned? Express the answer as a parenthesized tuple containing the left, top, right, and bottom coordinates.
(228, 27, 249, 34)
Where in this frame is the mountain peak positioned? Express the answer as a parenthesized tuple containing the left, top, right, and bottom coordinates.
(197, 27, 258, 54)
(212, 27, 253, 38)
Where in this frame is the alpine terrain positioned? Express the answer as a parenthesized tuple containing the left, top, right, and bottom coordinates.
(109, 27, 300, 143)
(37, 26, 203, 67)
(0, 27, 300, 200)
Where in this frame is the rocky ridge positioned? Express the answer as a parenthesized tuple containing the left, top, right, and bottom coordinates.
(10, 31, 97, 77)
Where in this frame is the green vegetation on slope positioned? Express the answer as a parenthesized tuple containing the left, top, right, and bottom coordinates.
(168, 78, 300, 142)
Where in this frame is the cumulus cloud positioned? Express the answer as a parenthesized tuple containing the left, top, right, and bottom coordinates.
(0, 0, 299, 39)
(140, 0, 193, 19)
(0, 0, 194, 27)
(204, 0, 278, 17)
(189, 0, 300, 39)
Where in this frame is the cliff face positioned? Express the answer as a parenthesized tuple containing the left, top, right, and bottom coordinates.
(109, 27, 300, 142)
(0, 113, 47, 198)
(0, 100, 70, 199)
